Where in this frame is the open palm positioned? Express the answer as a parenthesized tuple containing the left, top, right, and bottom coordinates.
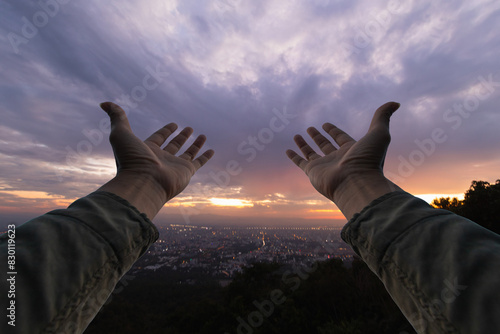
(101, 102, 214, 202)
(287, 102, 401, 217)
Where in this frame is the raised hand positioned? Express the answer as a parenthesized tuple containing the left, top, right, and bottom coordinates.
(98, 102, 214, 219)
(286, 102, 402, 220)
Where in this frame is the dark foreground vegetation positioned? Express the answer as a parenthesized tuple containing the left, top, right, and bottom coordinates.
(85, 258, 415, 334)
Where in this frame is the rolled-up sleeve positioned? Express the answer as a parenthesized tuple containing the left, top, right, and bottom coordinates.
(0, 191, 158, 334)
(342, 191, 500, 334)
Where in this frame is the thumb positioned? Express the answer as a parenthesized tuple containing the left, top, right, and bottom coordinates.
(100, 102, 132, 133)
(367, 102, 400, 170)
(368, 101, 400, 133)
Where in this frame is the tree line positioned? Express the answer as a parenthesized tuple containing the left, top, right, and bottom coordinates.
(432, 180, 500, 235)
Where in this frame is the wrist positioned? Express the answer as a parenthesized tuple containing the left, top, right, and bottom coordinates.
(98, 172, 168, 220)
(332, 173, 402, 221)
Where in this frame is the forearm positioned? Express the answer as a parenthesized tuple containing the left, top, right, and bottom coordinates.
(332, 173, 402, 220)
(342, 191, 500, 334)
(98, 172, 168, 220)
(0, 192, 158, 333)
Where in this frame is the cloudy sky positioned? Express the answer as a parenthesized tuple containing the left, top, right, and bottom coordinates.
(1, 0, 499, 228)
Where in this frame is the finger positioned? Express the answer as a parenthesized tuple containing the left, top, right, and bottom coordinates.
(286, 149, 308, 171)
(145, 123, 178, 147)
(368, 101, 400, 133)
(294, 134, 322, 160)
(179, 134, 206, 160)
(307, 127, 337, 155)
(100, 102, 132, 133)
(322, 123, 355, 147)
(192, 149, 215, 171)
(163, 127, 194, 154)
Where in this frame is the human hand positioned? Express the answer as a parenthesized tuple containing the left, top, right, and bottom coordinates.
(286, 102, 402, 220)
(98, 102, 214, 219)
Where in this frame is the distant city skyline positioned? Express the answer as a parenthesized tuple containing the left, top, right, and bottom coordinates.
(131, 224, 354, 282)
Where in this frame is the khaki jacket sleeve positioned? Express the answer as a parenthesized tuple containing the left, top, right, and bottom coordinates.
(341, 191, 500, 334)
(0, 191, 159, 334)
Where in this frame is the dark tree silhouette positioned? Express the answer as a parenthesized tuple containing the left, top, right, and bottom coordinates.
(432, 179, 500, 235)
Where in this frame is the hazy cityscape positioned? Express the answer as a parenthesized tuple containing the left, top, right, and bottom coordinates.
(131, 224, 356, 285)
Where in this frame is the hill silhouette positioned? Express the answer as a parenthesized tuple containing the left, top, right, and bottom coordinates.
(85, 259, 415, 334)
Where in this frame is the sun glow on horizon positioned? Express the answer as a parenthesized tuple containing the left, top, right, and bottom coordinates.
(209, 198, 254, 208)
(308, 209, 341, 213)
(0, 190, 76, 210)
(415, 193, 465, 204)
(305, 208, 345, 220)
